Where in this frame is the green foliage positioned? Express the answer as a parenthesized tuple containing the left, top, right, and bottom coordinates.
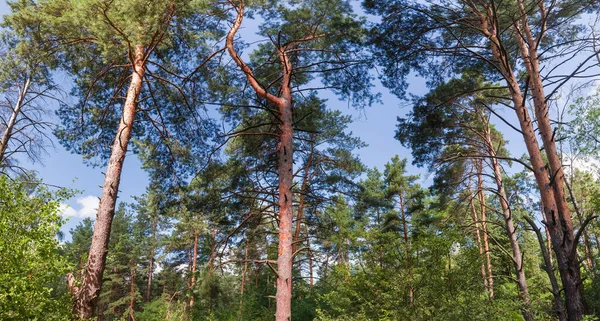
(0, 175, 74, 320)
(135, 294, 187, 321)
(569, 86, 600, 155)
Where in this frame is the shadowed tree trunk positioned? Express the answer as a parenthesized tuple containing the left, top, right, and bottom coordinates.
(525, 216, 567, 321)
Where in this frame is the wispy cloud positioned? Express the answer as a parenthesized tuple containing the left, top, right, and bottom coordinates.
(60, 195, 99, 219)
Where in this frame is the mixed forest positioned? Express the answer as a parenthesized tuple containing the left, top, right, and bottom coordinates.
(3, 0, 600, 320)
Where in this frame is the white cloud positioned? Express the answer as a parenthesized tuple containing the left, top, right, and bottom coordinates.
(59, 195, 99, 219)
(59, 203, 78, 217)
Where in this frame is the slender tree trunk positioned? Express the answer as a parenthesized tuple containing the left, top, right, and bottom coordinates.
(239, 237, 249, 320)
(476, 161, 494, 299)
(145, 218, 157, 302)
(72, 44, 146, 319)
(323, 254, 329, 282)
(129, 258, 136, 321)
(468, 185, 489, 292)
(306, 224, 314, 290)
(485, 130, 532, 321)
(293, 136, 314, 256)
(189, 232, 199, 308)
(400, 193, 414, 305)
(377, 209, 383, 268)
(241, 237, 249, 296)
(525, 217, 567, 321)
(565, 179, 595, 274)
(0, 77, 30, 165)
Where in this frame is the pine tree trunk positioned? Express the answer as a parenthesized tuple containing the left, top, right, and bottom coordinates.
(189, 232, 199, 308)
(239, 237, 249, 320)
(73, 44, 145, 319)
(129, 258, 136, 321)
(145, 218, 157, 302)
(0, 77, 30, 166)
(468, 185, 488, 292)
(276, 96, 294, 321)
(293, 136, 314, 255)
(476, 162, 494, 299)
(225, 2, 295, 318)
(512, 2, 585, 317)
(400, 193, 414, 305)
(306, 224, 314, 290)
(485, 125, 532, 320)
(476, 11, 585, 317)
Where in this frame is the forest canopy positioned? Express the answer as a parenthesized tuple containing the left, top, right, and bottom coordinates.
(1, 0, 600, 320)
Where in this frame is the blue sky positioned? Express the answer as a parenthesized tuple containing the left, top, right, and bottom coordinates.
(0, 1, 534, 238)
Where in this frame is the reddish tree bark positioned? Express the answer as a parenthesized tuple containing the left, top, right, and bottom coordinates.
(226, 2, 295, 319)
(470, 3, 585, 317)
(71, 44, 146, 318)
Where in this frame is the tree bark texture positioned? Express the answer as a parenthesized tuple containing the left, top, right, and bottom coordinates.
(226, 2, 295, 319)
(73, 44, 146, 319)
(472, 4, 585, 317)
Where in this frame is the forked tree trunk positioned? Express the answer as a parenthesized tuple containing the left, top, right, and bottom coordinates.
(72, 44, 146, 318)
(473, 6, 584, 317)
(513, 2, 585, 318)
(226, 2, 295, 319)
